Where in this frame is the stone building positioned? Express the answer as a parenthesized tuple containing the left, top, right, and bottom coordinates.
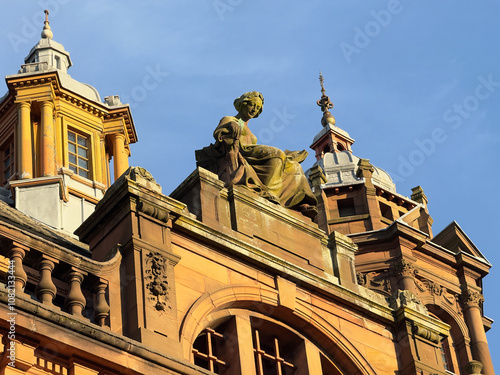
(0, 13, 494, 375)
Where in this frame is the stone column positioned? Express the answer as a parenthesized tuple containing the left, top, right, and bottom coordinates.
(54, 112, 63, 171)
(17, 102, 33, 179)
(461, 289, 493, 375)
(112, 133, 128, 181)
(40, 101, 55, 176)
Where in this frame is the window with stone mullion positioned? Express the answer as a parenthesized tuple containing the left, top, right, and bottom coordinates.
(253, 329, 295, 375)
(192, 327, 227, 374)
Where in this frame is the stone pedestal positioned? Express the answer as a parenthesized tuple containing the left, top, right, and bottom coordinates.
(171, 167, 335, 280)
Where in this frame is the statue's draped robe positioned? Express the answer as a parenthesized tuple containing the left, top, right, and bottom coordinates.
(196, 116, 317, 210)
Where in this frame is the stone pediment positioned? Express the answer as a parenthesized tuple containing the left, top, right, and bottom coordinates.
(432, 221, 490, 265)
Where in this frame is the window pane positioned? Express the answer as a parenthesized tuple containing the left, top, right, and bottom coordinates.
(68, 143, 76, 153)
(78, 146, 87, 158)
(69, 154, 76, 164)
(4, 157, 10, 169)
(78, 159, 88, 169)
(69, 165, 77, 173)
(77, 136, 87, 147)
(68, 131, 76, 142)
(78, 170, 89, 179)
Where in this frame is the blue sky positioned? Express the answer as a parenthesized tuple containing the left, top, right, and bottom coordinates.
(1, 1, 499, 370)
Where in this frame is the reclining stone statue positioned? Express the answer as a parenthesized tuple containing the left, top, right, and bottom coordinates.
(196, 91, 317, 218)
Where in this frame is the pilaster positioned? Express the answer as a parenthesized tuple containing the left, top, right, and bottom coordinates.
(75, 167, 182, 356)
(357, 158, 384, 230)
(328, 231, 358, 290)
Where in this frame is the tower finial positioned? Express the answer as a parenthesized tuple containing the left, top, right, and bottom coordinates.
(41, 9, 53, 39)
(316, 71, 335, 126)
(319, 71, 326, 96)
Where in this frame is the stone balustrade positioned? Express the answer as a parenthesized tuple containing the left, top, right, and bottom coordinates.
(1, 238, 119, 328)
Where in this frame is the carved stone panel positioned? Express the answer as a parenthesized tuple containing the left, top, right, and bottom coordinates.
(144, 251, 171, 312)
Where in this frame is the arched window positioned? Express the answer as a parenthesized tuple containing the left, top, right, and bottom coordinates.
(192, 314, 345, 375)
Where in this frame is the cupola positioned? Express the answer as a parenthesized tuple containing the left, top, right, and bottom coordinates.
(0, 11, 138, 235)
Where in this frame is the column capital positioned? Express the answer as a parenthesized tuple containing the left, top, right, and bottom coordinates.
(460, 288, 484, 309)
(16, 100, 31, 108)
(111, 132, 126, 141)
(40, 100, 55, 109)
(391, 258, 419, 278)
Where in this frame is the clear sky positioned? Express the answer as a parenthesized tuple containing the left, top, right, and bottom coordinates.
(1, 1, 499, 370)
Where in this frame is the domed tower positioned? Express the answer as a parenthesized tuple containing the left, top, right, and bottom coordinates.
(0, 11, 137, 234)
(307, 74, 494, 375)
(307, 73, 432, 237)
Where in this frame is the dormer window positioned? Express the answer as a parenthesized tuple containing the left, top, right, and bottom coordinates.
(68, 130, 90, 179)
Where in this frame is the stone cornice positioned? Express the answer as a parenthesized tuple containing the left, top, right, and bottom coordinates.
(171, 207, 395, 324)
(5, 70, 137, 144)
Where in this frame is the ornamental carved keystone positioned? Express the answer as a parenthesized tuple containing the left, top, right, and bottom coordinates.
(391, 259, 419, 279)
(145, 251, 170, 312)
(460, 288, 484, 308)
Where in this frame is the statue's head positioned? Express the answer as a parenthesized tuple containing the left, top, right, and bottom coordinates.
(233, 91, 264, 118)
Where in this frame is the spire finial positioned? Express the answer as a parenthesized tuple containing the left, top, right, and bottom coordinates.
(41, 9, 53, 39)
(319, 71, 326, 96)
(316, 71, 335, 126)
